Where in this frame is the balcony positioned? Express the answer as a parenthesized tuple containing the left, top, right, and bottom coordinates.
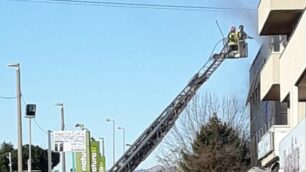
(280, 12, 306, 101)
(258, 0, 305, 36)
(260, 52, 281, 101)
(258, 125, 290, 166)
(296, 69, 306, 101)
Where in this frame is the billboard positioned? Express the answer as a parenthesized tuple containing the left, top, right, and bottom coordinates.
(99, 156, 106, 172)
(53, 130, 87, 152)
(90, 140, 100, 172)
(279, 118, 306, 172)
(76, 131, 91, 172)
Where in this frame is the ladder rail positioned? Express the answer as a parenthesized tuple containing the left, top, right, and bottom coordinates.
(109, 40, 230, 172)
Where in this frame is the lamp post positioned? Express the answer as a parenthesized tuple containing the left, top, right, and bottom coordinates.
(117, 126, 126, 153)
(47, 130, 52, 172)
(56, 103, 65, 172)
(99, 137, 105, 157)
(106, 118, 115, 165)
(8, 63, 23, 172)
(99, 137, 106, 172)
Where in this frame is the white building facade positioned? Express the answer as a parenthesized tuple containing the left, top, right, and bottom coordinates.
(256, 0, 306, 171)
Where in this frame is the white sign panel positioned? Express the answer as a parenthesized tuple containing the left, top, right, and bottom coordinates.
(279, 118, 306, 172)
(273, 127, 290, 156)
(53, 130, 86, 152)
(258, 131, 273, 159)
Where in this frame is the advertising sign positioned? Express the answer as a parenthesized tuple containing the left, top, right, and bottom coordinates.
(76, 131, 91, 172)
(99, 156, 106, 172)
(90, 140, 100, 172)
(279, 118, 306, 172)
(53, 130, 86, 152)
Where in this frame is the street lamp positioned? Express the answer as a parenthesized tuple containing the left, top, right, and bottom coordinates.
(99, 137, 105, 157)
(99, 137, 106, 172)
(106, 118, 115, 165)
(8, 63, 23, 172)
(56, 103, 66, 172)
(118, 126, 126, 153)
(75, 123, 85, 130)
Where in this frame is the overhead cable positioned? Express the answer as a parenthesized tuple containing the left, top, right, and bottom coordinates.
(0, 96, 16, 99)
(9, 0, 256, 12)
(34, 119, 48, 134)
(21, 94, 48, 135)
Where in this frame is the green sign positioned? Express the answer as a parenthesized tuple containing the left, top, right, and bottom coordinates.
(76, 131, 91, 172)
(99, 156, 106, 172)
(90, 141, 100, 172)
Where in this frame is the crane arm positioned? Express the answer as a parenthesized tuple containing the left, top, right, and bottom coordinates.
(109, 38, 247, 172)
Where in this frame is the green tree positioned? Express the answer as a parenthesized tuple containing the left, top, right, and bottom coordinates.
(0, 142, 60, 172)
(157, 94, 249, 167)
(180, 114, 250, 172)
(0, 142, 14, 171)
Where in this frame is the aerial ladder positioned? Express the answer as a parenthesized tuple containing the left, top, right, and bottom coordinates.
(109, 37, 249, 172)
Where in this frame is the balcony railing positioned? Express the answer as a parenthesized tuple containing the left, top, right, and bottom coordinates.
(258, 125, 290, 166)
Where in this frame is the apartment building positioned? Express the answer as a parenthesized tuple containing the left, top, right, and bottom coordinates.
(249, 0, 306, 171)
(247, 36, 288, 169)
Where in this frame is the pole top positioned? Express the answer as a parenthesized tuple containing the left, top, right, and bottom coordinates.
(8, 63, 20, 69)
(56, 103, 64, 107)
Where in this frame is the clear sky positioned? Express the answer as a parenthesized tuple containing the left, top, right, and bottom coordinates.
(0, 0, 260, 170)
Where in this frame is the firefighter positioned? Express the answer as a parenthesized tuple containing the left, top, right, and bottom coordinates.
(228, 26, 238, 51)
(238, 25, 253, 41)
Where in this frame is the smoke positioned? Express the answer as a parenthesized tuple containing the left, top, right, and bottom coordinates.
(228, 0, 263, 44)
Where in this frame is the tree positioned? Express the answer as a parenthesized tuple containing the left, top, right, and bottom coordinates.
(0, 142, 60, 172)
(180, 114, 250, 171)
(156, 93, 249, 168)
(0, 142, 14, 171)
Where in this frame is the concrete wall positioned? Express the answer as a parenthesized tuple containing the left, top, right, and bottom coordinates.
(280, 11, 306, 101)
(260, 53, 280, 100)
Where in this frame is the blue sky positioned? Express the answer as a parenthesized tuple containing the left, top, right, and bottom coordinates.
(0, 0, 260, 170)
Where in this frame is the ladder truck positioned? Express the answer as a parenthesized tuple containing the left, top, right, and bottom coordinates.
(109, 38, 249, 172)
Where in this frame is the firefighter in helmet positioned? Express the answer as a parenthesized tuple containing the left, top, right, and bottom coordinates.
(238, 25, 253, 41)
(228, 26, 238, 51)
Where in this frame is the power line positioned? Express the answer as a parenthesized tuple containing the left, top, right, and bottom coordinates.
(21, 94, 48, 135)
(21, 93, 27, 104)
(9, 0, 256, 12)
(34, 119, 48, 134)
(0, 96, 16, 99)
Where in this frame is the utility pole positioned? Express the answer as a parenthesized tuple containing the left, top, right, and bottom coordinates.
(56, 103, 66, 172)
(48, 130, 52, 172)
(8, 63, 23, 172)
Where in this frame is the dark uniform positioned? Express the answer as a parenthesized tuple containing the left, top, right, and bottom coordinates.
(238, 25, 253, 41)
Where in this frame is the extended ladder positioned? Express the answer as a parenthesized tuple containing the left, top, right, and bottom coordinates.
(109, 39, 248, 172)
